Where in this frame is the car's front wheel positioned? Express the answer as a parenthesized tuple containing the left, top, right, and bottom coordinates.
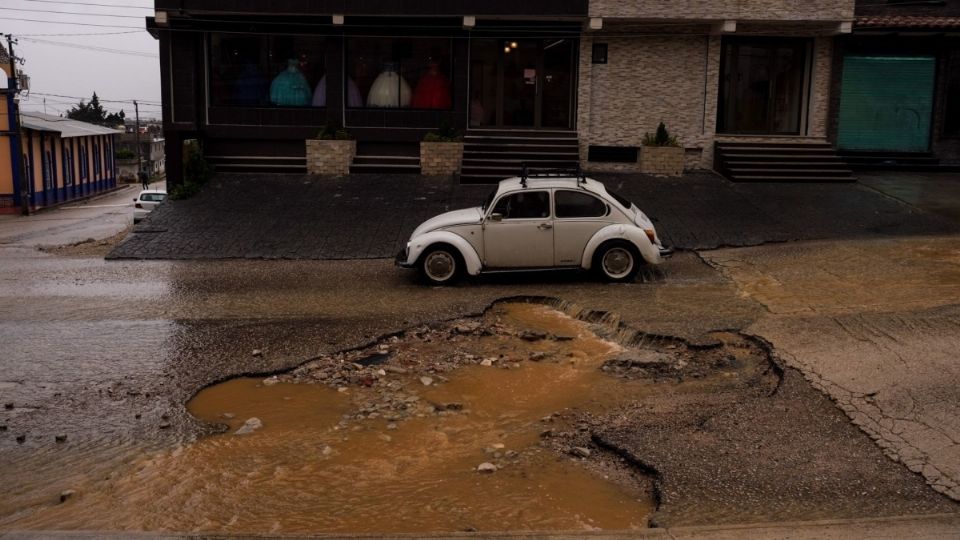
(594, 240, 641, 283)
(419, 245, 462, 286)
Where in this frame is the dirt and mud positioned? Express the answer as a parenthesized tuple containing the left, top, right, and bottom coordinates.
(2, 301, 953, 533)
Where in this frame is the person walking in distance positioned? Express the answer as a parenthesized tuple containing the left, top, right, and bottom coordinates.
(139, 167, 150, 190)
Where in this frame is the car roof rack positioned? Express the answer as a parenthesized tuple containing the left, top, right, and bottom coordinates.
(519, 163, 587, 188)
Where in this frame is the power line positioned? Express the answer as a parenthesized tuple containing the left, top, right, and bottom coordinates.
(25, 0, 151, 9)
(30, 91, 161, 105)
(15, 30, 144, 37)
(0, 17, 142, 29)
(0, 7, 145, 19)
(19, 36, 158, 57)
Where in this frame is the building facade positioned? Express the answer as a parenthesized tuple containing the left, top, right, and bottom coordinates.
(829, 0, 960, 166)
(149, 0, 856, 184)
(0, 112, 119, 211)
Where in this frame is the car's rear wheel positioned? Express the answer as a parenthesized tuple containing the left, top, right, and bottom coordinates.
(594, 240, 641, 283)
(419, 245, 462, 286)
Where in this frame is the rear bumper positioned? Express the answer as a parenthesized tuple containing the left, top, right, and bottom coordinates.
(658, 246, 674, 258)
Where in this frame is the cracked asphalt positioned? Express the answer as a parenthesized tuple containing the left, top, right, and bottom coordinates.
(2, 171, 959, 533)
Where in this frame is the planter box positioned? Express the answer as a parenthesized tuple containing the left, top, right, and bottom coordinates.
(420, 141, 464, 176)
(306, 139, 356, 176)
(640, 146, 684, 176)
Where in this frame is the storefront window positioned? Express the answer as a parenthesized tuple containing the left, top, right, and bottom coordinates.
(346, 37, 452, 109)
(209, 34, 327, 107)
(946, 50, 960, 137)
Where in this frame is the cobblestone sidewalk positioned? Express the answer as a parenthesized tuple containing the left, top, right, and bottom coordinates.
(106, 171, 958, 260)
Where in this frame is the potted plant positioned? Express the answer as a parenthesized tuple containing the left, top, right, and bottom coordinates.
(640, 122, 684, 176)
(306, 123, 355, 176)
(420, 121, 464, 176)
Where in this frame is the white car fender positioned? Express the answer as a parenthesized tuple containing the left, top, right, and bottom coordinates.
(581, 225, 662, 270)
(405, 231, 483, 276)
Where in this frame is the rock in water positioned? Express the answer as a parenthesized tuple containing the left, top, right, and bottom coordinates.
(59, 490, 76, 503)
(251, 349, 263, 357)
(477, 462, 497, 474)
(262, 376, 280, 386)
(419, 376, 434, 386)
(571, 446, 592, 458)
(234, 417, 263, 435)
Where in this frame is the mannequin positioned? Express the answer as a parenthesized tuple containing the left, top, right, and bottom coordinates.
(366, 62, 411, 108)
(312, 75, 364, 107)
(411, 60, 451, 109)
(270, 59, 311, 106)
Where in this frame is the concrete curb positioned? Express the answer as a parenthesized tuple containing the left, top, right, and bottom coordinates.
(3, 513, 959, 540)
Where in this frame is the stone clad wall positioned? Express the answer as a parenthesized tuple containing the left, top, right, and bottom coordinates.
(589, 0, 854, 21)
(578, 34, 721, 171)
(306, 140, 355, 176)
(579, 32, 835, 171)
(420, 142, 464, 176)
(640, 146, 684, 176)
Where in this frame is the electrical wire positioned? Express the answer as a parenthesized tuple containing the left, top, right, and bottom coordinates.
(25, 0, 151, 9)
(19, 36, 158, 57)
(0, 7, 146, 19)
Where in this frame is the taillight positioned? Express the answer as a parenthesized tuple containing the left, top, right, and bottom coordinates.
(135, 203, 143, 209)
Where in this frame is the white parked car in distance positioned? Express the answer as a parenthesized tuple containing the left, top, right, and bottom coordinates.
(133, 189, 167, 223)
(397, 173, 671, 284)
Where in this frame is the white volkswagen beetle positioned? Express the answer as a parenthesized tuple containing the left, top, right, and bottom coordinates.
(397, 173, 672, 285)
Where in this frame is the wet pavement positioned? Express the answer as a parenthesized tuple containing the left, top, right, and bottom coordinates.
(105, 172, 959, 260)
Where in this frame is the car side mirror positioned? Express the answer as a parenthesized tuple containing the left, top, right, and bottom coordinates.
(489, 213, 503, 222)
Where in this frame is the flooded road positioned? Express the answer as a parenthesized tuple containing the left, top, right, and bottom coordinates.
(5, 304, 656, 533)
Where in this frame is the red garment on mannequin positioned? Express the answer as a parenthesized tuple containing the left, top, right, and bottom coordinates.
(412, 64, 452, 109)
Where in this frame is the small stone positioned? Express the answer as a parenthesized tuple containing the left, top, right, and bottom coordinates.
(338, 387, 348, 393)
(16, 434, 26, 444)
(221, 413, 235, 419)
(4, 402, 13, 410)
(378, 434, 392, 442)
(530, 352, 548, 361)
(234, 417, 263, 435)
(377, 369, 387, 377)
(158, 422, 171, 429)
(540, 430, 553, 438)
(0, 425, 6, 431)
(419, 376, 433, 386)
(480, 359, 493, 367)
(55, 434, 67, 443)
(262, 376, 280, 386)
(445, 402, 464, 411)
(386, 423, 398, 430)
(134, 413, 141, 420)
(252, 349, 263, 357)
(571, 447, 592, 458)
(321, 445, 334, 456)
(477, 462, 497, 474)
(59, 490, 76, 503)
(520, 330, 547, 342)
(384, 366, 407, 374)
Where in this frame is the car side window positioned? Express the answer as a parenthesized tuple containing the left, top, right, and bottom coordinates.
(555, 190, 608, 218)
(492, 191, 551, 219)
(140, 193, 166, 202)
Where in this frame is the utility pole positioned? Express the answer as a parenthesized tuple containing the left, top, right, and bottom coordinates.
(133, 99, 142, 178)
(5, 33, 29, 215)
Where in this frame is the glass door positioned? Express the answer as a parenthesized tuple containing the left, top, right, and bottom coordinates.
(469, 38, 575, 129)
(718, 38, 810, 134)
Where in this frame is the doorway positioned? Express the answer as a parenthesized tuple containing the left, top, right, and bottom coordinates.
(469, 38, 576, 129)
(718, 38, 811, 135)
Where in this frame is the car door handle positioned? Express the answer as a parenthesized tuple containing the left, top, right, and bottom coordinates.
(538, 223, 553, 230)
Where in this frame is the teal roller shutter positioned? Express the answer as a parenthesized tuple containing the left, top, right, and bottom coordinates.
(837, 56, 935, 152)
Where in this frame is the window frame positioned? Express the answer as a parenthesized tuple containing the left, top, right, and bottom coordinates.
(489, 190, 553, 220)
(553, 189, 610, 219)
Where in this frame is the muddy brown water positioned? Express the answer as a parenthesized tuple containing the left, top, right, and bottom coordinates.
(4, 304, 669, 533)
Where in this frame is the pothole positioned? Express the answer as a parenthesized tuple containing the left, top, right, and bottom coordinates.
(8, 301, 776, 533)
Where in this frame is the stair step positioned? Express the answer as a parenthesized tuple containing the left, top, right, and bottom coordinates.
(730, 175, 855, 183)
(728, 168, 852, 175)
(725, 161, 843, 167)
(721, 153, 839, 160)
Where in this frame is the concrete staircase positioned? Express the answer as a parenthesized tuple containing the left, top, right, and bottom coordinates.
(350, 143, 421, 175)
(205, 155, 306, 174)
(715, 141, 854, 183)
(460, 129, 580, 184)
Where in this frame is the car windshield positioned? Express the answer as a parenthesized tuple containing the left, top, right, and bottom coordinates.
(606, 189, 633, 210)
(481, 188, 497, 211)
(140, 193, 166, 202)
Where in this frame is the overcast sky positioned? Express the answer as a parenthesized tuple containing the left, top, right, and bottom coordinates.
(1, 0, 162, 120)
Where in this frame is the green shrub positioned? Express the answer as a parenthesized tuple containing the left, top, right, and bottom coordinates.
(169, 140, 214, 200)
(423, 120, 462, 142)
(317, 123, 353, 140)
(642, 122, 680, 147)
(114, 148, 136, 160)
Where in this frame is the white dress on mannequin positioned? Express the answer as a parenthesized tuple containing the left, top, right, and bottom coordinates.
(366, 63, 411, 108)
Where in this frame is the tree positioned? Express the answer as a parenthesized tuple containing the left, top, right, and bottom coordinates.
(66, 92, 126, 127)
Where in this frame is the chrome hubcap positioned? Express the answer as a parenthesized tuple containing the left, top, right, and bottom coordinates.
(424, 251, 455, 281)
(602, 248, 633, 278)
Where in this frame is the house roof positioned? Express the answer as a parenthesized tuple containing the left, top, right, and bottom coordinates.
(856, 15, 960, 29)
(20, 112, 121, 138)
